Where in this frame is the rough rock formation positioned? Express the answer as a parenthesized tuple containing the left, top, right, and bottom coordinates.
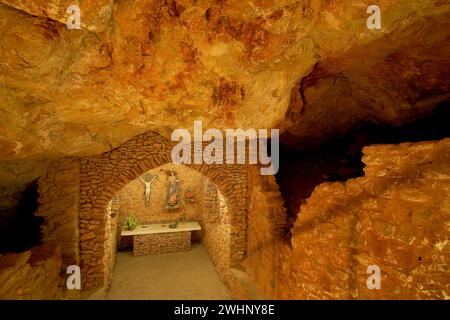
(0, 244, 63, 299)
(246, 138, 450, 299)
(1, 0, 450, 202)
(0, 0, 449, 301)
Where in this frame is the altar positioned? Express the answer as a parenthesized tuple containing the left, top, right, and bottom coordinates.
(121, 222, 201, 256)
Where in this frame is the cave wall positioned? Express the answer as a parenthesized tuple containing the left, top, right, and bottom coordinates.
(2, 0, 449, 203)
(0, 180, 44, 254)
(246, 138, 450, 299)
(0, 160, 81, 300)
(0, 0, 448, 300)
(245, 167, 287, 297)
(0, 244, 62, 299)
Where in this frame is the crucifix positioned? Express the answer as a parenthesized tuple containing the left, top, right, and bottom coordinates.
(139, 174, 159, 207)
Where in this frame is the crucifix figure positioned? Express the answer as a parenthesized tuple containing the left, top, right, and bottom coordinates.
(140, 174, 158, 207)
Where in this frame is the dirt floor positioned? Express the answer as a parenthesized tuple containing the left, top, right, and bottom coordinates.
(106, 244, 231, 300)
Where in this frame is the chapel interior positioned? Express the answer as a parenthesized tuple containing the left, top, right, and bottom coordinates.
(0, 0, 449, 300)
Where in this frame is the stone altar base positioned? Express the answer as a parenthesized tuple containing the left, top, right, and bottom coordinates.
(133, 231, 192, 256)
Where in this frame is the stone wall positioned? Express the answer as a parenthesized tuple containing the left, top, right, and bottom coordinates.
(36, 158, 80, 267)
(104, 198, 118, 291)
(134, 232, 192, 256)
(78, 131, 248, 290)
(202, 183, 232, 276)
(245, 138, 450, 299)
(0, 244, 62, 299)
(1, 158, 83, 300)
(116, 164, 208, 227)
(31, 131, 249, 293)
(245, 167, 287, 297)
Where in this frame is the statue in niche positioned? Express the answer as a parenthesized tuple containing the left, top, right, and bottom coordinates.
(166, 170, 181, 210)
(139, 174, 159, 207)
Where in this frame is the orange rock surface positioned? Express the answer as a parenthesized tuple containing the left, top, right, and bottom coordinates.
(1, 0, 449, 199)
(245, 138, 450, 299)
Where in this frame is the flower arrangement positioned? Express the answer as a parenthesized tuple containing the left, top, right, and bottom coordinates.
(125, 217, 138, 230)
(184, 190, 195, 203)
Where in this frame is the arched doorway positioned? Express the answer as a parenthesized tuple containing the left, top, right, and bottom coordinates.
(78, 132, 248, 291)
(103, 163, 232, 299)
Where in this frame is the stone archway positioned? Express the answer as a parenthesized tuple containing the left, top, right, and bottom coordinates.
(78, 132, 248, 290)
(104, 163, 235, 294)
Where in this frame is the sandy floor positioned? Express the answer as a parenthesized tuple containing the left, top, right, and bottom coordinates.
(107, 244, 231, 300)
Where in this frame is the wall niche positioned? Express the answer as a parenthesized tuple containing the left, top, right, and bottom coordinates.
(115, 164, 208, 230)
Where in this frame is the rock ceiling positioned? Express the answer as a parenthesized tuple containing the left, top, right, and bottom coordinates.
(0, 0, 449, 204)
